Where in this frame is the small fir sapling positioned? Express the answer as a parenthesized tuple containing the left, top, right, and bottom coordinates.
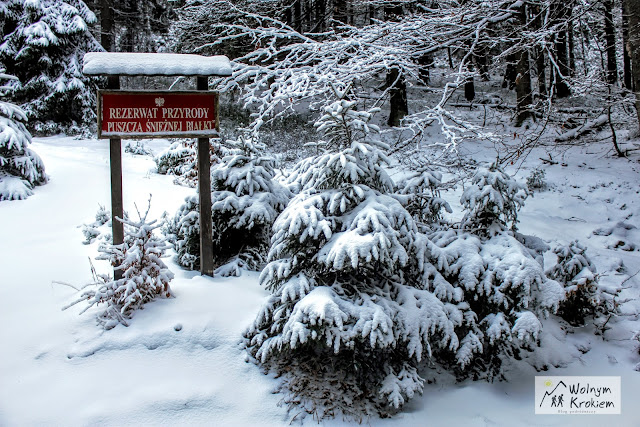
(155, 139, 221, 187)
(526, 167, 547, 192)
(125, 140, 152, 156)
(173, 195, 201, 270)
(0, 70, 47, 201)
(64, 200, 173, 329)
(397, 167, 452, 229)
(460, 161, 528, 234)
(547, 240, 607, 326)
(173, 135, 290, 275)
(80, 204, 110, 244)
(244, 98, 458, 419)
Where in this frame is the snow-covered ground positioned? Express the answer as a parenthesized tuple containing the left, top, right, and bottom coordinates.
(1, 135, 639, 426)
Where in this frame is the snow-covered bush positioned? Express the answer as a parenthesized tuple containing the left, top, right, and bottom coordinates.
(461, 162, 528, 234)
(65, 203, 173, 329)
(547, 241, 607, 326)
(397, 167, 452, 229)
(415, 163, 564, 379)
(155, 139, 220, 187)
(422, 228, 564, 379)
(0, 0, 102, 129)
(80, 204, 110, 244)
(244, 100, 461, 419)
(0, 70, 47, 201)
(314, 95, 380, 150)
(125, 141, 152, 156)
(526, 167, 547, 192)
(173, 136, 290, 275)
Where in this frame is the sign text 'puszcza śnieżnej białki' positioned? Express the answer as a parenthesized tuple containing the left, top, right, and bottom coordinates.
(98, 91, 219, 138)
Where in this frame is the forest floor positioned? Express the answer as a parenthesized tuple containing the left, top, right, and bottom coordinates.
(1, 130, 639, 426)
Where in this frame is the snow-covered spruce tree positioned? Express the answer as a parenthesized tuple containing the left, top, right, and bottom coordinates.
(0, 70, 46, 200)
(155, 139, 221, 187)
(80, 204, 110, 244)
(64, 202, 173, 329)
(173, 136, 290, 275)
(547, 241, 609, 326)
(419, 162, 564, 380)
(0, 0, 102, 129)
(244, 99, 459, 420)
(460, 162, 528, 235)
(397, 167, 452, 230)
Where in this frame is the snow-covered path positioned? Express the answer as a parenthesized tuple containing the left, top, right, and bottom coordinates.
(1, 136, 639, 426)
(0, 137, 286, 425)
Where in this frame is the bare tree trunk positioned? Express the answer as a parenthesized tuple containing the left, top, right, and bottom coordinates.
(503, 54, 517, 89)
(532, 3, 547, 97)
(552, 1, 571, 98)
(568, 21, 575, 76)
(385, 2, 408, 126)
(417, 53, 432, 85)
(514, 5, 533, 126)
(314, 0, 326, 33)
(626, 0, 640, 128)
(603, 0, 618, 84)
(387, 66, 408, 127)
(464, 54, 475, 102)
(536, 48, 547, 97)
(293, 0, 302, 33)
(476, 47, 490, 81)
(304, 0, 312, 32)
(622, 0, 633, 90)
(368, 3, 377, 24)
(333, 0, 348, 27)
(100, 0, 114, 52)
(465, 75, 475, 102)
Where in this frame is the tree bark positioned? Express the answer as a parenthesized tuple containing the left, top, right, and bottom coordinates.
(417, 53, 432, 85)
(465, 60, 475, 102)
(385, 3, 408, 126)
(552, 1, 571, 98)
(314, 0, 326, 33)
(387, 67, 408, 127)
(603, 0, 618, 84)
(503, 54, 517, 89)
(100, 0, 114, 52)
(626, 0, 640, 128)
(514, 7, 533, 126)
(532, 3, 547, 97)
(476, 47, 490, 81)
(622, 0, 633, 90)
(293, 0, 302, 33)
(333, 0, 348, 27)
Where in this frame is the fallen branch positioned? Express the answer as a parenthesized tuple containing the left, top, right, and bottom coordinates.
(555, 115, 608, 142)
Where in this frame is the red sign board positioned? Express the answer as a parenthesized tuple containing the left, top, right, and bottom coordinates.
(98, 91, 219, 138)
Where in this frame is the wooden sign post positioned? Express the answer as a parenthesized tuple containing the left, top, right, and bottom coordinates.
(107, 76, 124, 279)
(197, 76, 214, 277)
(83, 52, 232, 278)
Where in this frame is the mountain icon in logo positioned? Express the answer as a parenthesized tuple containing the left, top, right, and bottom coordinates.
(540, 381, 567, 407)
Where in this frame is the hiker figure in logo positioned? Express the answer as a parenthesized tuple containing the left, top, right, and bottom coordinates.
(557, 395, 564, 407)
(551, 395, 558, 407)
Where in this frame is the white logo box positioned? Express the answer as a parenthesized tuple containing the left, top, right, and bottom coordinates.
(535, 376, 621, 415)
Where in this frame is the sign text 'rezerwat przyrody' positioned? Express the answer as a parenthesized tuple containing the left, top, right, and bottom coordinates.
(97, 91, 219, 138)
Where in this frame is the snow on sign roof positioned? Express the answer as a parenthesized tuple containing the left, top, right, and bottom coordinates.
(82, 52, 232, 77)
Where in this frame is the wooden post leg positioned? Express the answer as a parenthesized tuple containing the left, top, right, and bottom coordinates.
(107, 76, 124, 280)
(197, 76, 214, 276)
